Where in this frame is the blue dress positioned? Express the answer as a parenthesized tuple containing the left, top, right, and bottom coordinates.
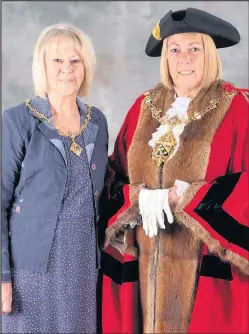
(2, 134, 98, 333)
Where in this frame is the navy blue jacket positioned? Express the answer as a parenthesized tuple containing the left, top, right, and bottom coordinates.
(1, 97, 108, 282)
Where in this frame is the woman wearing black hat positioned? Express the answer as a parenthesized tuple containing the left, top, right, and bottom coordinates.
(101, 8, 249, 334)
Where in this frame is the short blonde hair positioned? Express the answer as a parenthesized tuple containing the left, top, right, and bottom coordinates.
(32, 23, 96, 97)
(160, 32, 222, 90)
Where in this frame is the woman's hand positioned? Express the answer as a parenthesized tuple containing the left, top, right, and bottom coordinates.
(139, 188, 174, 237)
(1, 282, 12, 315)
(168, 185, 181, 213)
(139, 180, 189, 237)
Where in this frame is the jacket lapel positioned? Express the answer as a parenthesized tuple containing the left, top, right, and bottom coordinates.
(29, 98, 67, 165)
(77, 98, 99, 164)
(36, 123, 67, 165)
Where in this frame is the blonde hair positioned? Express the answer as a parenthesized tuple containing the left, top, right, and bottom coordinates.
(160, 32, 222, 90)
(32, 23, 96, 97)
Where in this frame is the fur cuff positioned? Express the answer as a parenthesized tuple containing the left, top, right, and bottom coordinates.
(174, 182, 249, 276)
(104, 183, 143, 255)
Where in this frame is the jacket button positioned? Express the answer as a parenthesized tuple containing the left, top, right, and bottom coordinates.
(16, 206, 21, 213)
(95, 190, 99, 198)
(91, 163, 97, 171)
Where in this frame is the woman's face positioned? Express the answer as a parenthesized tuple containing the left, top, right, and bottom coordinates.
(166, 33, 205, 94)
(45, 36, 84, 97)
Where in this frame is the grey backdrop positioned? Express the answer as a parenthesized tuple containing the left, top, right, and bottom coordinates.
(2, 1, 248, 151)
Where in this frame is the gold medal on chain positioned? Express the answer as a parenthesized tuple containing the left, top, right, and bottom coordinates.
(69, 138, 84, 156)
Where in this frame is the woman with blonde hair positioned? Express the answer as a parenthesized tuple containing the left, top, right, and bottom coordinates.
(101, 8, 249, 334)
(1, 23, 108, 333)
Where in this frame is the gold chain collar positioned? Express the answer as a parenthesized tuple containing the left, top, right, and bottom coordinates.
(144, 95, 222, 167)
(25, 99, 92, 157)
(145, 96, 222, 126)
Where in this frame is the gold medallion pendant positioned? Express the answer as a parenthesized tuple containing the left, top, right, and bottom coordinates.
(152, 130, 177, 167)
(69, 140, 84, 157)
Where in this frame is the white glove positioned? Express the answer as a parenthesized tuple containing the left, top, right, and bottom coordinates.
(139, 189, 174, 238)
(174, 179, 190, 197)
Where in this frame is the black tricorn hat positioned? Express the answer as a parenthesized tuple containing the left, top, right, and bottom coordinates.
(145, 8, 241, 57)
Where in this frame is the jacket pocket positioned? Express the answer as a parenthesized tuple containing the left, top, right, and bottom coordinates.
(10, 223, 54, 273)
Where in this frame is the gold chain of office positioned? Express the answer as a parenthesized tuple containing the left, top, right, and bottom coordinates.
(144, 95, 222, 167)
(25, 99, 91, 156)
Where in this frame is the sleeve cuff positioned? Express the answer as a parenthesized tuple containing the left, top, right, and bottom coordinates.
(174, 180, 249, 276)
(104, 183, 143, 255)
(1, 271, 11, 283)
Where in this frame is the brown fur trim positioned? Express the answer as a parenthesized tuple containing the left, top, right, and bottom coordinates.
(224, 249, 249, 276)
(104, 183, 143, 254)
(137, 223, 201, 333)
(128, 84, 175, 189)
(175, 182, 249, 276)
(104, 204, 140, 255)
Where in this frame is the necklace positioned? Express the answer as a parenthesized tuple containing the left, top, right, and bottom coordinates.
(26, 99, 91, 157)
(145, 95, 222, 167)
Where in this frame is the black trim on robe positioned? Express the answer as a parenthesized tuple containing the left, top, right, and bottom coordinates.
(200, 255, 233, 280)
(194, 173, 249, 252)
(101, 251, 138, 285)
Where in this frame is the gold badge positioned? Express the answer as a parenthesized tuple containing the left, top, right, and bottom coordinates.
(152, 20, 162, 41)
(152, 131, 177, 167)
(70, 141, 84, 157)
